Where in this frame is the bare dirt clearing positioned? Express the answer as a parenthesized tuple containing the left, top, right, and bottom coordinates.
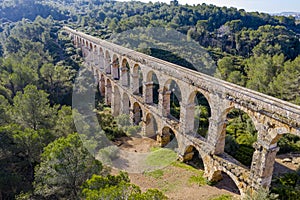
(112, 136, 240, 200)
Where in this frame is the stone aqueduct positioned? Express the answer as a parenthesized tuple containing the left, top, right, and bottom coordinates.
(64, 27, 300, 196)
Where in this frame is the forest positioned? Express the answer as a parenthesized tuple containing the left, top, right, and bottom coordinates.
(0, 0, 299, 199)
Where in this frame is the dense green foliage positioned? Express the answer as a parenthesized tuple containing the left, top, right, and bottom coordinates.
(81, 172, 167, 199)
(0, 15, 79, 198)
(33, 133, 103, 199)
(96, 109, 127, 140)
(271, 169, 300, 200)
(224, 109, 257, 166)
(0, 0, 300, 199)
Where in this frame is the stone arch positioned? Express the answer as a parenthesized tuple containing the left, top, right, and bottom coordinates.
(185, 90, 211, 138)
(112, 54, 120, 80)
(99, 74, 105, 97)
(99, 47, 104, 69)
(264, 127, 288, 147)
(162, 79, 182, 120)
(105, 79, 112, 106)
(223, 104, 260, 129)
(133, 102, 143, 125)
(112, 85, 121, 116)
(222, 107, 258, 167)
(158, 126, 177, 148)
(132, 64, 143, 95)
(267, 127, 300, 154)
(105, 51, 111, 74)
(121, 58, 130, 87)
(145, 71, 160, 104)
(122, 93, 130, 115)
(72, 35, 74, 45)
(210, 170, 242, 195)
(145, 113, 158, 138)
(182, 145, 206, 170)
(93, 44, 99, 67)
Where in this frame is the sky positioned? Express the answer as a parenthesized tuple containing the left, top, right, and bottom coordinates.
(118, 0, 300, 13)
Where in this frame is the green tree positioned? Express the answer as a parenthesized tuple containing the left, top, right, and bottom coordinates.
(245, 54, 284, 94)
(40, 63, 76, 104)
(216, 56, 235, 80)
(11, 85, 57, 130)
(11, 126, 52, 181)
(81, 173, 167, 200)
(0, 55, 39, 97)
(270, 56, 300, 105)
(0, 124, 53, 199)
(0, 95, 10, 125)
(53, 105, 76, 137)
(34, 133, 102, 199)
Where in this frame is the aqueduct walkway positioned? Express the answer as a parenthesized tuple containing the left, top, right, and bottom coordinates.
(64, 26, 300, 196)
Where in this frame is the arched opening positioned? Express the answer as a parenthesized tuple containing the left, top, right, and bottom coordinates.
(122, 93, 130, 115)
(89, 42, 93, 51)
(105, 51, 111, 74)
(187, 91, 211, 138)
(93, 44, 97, 56)
(93, 45, 98, 67)
(273, 133, 300, 175)
(162, 79, 181, 120)
(99, 74, 105, 98)
(86, 41, 89, 48)
(277, 133, 300, 155)
(146, 71, 159, 105)
(99, 48, 104, 69)
(213, 171, 241, 195)
(133, 102, 143, 125)
(132, 64, 143, 96)
(105, 79, 112, 106)
(112, 55, 120, 80)
(121, 59, 130, 87)
(145, 113, 158, 138)
(224, 108, 257, 167)
(182, 145, 204, 170)
(271, 132, 300, 199)
(158, 127, 178, 149)
(81, 40, 87, 57)
(112, 86, 121, 116)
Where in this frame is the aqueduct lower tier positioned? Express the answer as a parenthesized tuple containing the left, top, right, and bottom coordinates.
(64, 26, 300, 196)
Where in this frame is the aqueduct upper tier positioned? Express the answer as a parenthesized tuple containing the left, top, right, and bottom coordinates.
(64, 26, 300, 197)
